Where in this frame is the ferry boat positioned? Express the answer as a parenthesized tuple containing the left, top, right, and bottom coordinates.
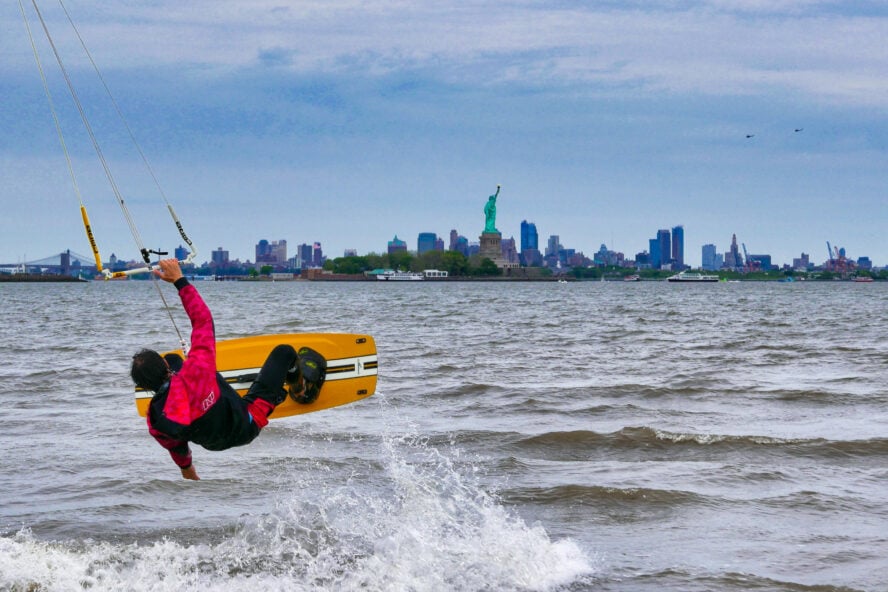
(376, 270, 424, 281)
(666, 271, 719, 283)
(853, 276, 874, 283)
(624, 274, 641, 282)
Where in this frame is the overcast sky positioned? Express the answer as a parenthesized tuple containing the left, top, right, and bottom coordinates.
(2, 0, 886, 267)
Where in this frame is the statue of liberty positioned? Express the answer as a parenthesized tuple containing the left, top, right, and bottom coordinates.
(483, 185, 501, 234)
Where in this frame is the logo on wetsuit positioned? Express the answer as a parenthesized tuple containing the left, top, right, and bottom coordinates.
(201, 390, 216, 410)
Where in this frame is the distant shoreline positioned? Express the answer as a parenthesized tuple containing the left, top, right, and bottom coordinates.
(0, 274, 87, 283)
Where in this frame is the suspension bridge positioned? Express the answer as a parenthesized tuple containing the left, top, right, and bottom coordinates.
(0, 250, 101, 276)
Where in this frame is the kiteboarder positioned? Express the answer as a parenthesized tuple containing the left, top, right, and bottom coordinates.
(130, 259, 325, 480)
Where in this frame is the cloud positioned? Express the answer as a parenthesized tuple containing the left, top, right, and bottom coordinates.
(8, 1, 887, 107)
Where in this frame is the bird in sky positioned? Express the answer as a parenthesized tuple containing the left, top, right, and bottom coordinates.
(794, 128, 804, 132)
(746, 134, 755, 138)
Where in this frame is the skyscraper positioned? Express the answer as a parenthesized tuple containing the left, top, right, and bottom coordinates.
(387, 236, 407, 254)
(417, 232, 437, 254)
(649, 238, 661, 269)
(297, 243, 313, 268)
(701, 244, 717, 270)
(520, 220, 538, 252)
(211, 247, 229, 268)
(725, 234, 741, 270)
(671, 225, 684, 268)
(657, 229, 671, 268)
(312, 242, 324, 267)
(255, 239, 286, 264)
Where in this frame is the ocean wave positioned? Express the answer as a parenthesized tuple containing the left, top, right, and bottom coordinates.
(499, 484, 706, 508)
(511, 427, 888, 460)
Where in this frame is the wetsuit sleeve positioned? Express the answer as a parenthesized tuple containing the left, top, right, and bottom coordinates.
(148, 423, 193, 468)
(176, 278, 215, 360)
(174, 278, 217, 399)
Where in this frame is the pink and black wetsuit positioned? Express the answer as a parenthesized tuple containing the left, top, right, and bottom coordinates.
(146, 278, 293, 470)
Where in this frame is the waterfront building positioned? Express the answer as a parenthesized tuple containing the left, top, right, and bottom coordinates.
(749, 254, 773, 270)
(312, 242, 324, 267)
(792, 253, 810, 271)
(649, 239, 660, 269)
(211, 247, 229, 268)
(545, 235, 561, 258)
(671, 225, 684, 268)
(256, 239, 271, 262)
(701, 244, 717, 271)
(858, 256, 872, 271)
(388, 236, 407, 254)
(657, 229, 671, 269)
(502, 236, 519, 265)
(520, 248, 542, 266)
(724, 234, 742, 270)
(417, 232, 437, 255)
(344, 248, 357, 257)
(594, 244, 623, 267)
(297, 243, 313, 269)
(520, 220, 540, 266)
(520, 220, 539, 251)
(174, 245, 189, 261)
(453, 235, 469, 257)
(256, 239, 287, 265)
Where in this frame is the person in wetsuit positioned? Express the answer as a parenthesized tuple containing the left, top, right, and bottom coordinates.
(130, 258, 324, 480)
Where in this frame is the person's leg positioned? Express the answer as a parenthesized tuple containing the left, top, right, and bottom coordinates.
(243, 344, 298, 407)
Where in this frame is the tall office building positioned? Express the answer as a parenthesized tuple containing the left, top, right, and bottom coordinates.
(649, 238, 660, 269)
(657, 229, 671, 268)
(671, 225, 684, 268)
(417, 232, 437, 255)
(449, 229, 459, 251)
(297, 243, 313, 268)
(454, 235, 469, 257)
(312, 242, 324, 267)
(701, 244, 718, 270)
(211, 247, 229, 267)
(271, 240, 287, 264)
(520, 220, 539, 252)
(256, 239, 271, 262)
(256, 239, 286, 264)
(545, 235, 561, 257)
(725, 234, 741, 269)
(387, 236, 407, 254)
(502, 237, 519, 265)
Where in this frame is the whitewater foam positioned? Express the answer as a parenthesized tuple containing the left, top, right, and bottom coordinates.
(1, 430, 593, 591)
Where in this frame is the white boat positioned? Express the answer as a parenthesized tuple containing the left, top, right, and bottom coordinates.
(376, 270, 424, 281)
(667, 271, 719, 283)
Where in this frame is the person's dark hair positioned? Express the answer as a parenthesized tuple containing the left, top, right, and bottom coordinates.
(131, 349, 170, 392)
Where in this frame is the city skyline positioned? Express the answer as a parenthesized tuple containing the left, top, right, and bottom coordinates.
(8, 219, 880, 271)
(2, 2, 886, 268)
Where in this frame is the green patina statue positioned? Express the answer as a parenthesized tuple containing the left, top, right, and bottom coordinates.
(483, 185, 501, 234)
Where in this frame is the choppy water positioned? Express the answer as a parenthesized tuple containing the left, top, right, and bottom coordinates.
(1, 279, 886, 591)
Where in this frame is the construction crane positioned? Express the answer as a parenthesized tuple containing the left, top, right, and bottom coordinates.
(826, 241, 849, 278)
(741, 243, 756, 273)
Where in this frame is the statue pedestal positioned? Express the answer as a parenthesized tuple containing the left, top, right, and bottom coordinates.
(479, 231, 517, 269)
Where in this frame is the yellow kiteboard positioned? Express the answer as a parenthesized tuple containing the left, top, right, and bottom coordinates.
(134, 333, 378, 419)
